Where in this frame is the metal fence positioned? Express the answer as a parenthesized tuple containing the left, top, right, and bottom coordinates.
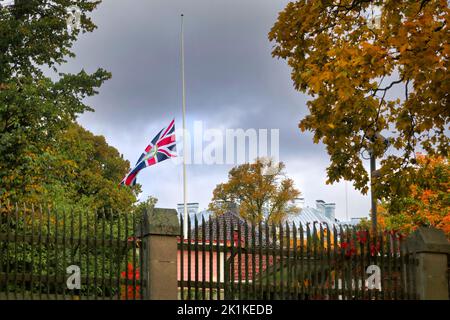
(178, 214, 418, 300)
(0, 203, 147, 300)
(0, 204, 422, 300)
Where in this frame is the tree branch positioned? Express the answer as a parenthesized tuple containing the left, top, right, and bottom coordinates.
(372, 76, 405, 94)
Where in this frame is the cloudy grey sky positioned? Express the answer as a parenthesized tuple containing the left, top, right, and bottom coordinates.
(60, 0, 372, 220)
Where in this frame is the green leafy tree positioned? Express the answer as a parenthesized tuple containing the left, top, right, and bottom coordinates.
(269, 0, 449, 203)
(38, 123, 139, 213)
(0, 0, 111, 203)
(209, 158, 301, 223)
(0, 1, 155, 297)
(133, 196, 158, 216)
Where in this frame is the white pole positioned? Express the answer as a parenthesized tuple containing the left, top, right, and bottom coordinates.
(345, 181, 349, 222)
(181, 14, 188, 238)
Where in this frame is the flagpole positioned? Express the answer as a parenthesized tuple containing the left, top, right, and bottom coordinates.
(181, 14, 188, 238)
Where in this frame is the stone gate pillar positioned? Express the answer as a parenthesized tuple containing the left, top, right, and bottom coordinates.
(141, 208, 180, 300)
(405, 227, 450, 300)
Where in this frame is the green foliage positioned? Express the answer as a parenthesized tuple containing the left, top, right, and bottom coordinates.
(0, 206, 143, 298)
(134, 196, 158, 216)
(355, 218, 371, 231)
(0, 1, 158, 298)
(0, 1, 113, 205)
(38, 123, 140, 213)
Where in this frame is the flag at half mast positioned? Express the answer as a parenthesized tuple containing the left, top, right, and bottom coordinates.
(120, 119, 176, 186)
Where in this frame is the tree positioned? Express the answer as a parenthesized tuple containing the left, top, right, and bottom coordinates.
(0, 122, 152, 297)
(0, 1, 111, 203)
(376, 154, 449, 236)
(208, 158, 301, 223)
(37, 123, 139, 213)
(133, 195, 158, 216)
(269, 1, 449, 203)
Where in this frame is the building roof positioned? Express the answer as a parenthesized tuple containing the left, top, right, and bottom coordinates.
(186, 211, 260, 244)
(179, 199, 341, 242)
(286, 206, 340, 230)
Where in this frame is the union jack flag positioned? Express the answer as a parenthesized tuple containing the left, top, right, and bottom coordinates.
(120, 119, 176, 186)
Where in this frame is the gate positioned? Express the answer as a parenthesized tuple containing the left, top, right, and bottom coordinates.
(0, 203, 147, 300)
(178, 213, 417, 300)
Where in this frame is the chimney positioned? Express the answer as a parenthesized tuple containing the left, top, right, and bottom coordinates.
(293, 197, 305, 209)
(177, 202, 200, 217)
(324, 203, 336, 221)
(315, 200, 326, 215)
(188, 203, 200, 216)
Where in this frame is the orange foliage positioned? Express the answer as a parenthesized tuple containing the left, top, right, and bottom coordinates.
(379, 154, 449, 237)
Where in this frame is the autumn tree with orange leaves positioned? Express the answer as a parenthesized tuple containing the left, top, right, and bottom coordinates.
(375, 154, 450, 236)
(269, 1, 449, 208)
(209, 158, 301, 224)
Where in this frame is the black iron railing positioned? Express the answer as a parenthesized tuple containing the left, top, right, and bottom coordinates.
(177, 214, 417, 300)
(0, 203, 147, 300)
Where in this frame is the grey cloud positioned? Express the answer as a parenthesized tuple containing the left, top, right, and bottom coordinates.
(60, 0, 371, 219)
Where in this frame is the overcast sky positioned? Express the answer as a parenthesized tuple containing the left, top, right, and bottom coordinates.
(60, 0, 372, 221)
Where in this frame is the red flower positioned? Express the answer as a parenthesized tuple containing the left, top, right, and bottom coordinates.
(120, 263, 141, 299)
(342, 240, 357, 257)
(121, 263, 141, 280)
(356, 231, 367, 244)
(370, 242, 381, 256)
